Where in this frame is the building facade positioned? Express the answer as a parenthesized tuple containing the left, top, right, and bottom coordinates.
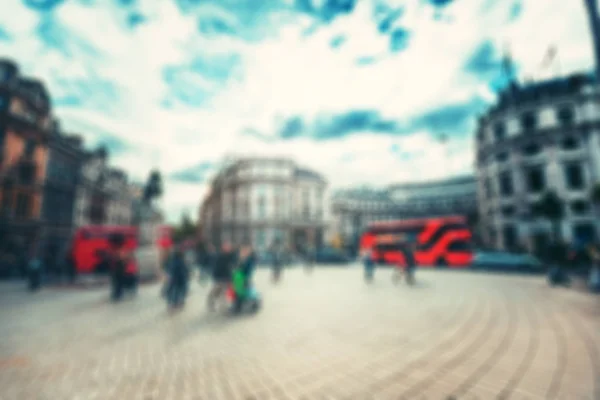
(39, 123, 86, 272)
(475, 73, 600, 252)
(199, 157, 327, 252)
(74, 148, 134, 228)
(0, 59, 53, 275)
(330, 176, 478, 252)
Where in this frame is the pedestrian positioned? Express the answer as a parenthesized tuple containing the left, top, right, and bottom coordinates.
(200, 243, 215, 284)
(232, 245, 257, 313)
(27, 246, 43, 292)
(587, 241, 600, 293)
(207, 242, 235, 311)
(165, 242, 189, 308)
(547, 239, 570, 286)
(363, 248, 375, 282)
(108, 233, 130, 301)
(271, 239, 284, 283)
(403, 241, 417, 285)
(304, 244, 314, 273)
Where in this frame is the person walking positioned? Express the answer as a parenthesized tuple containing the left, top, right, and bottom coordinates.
(587, 241, 600, 293)
(403, 241, 417, 285)
(165, 243, 189, 308)
(108, 233, 130, 301)
(27, 245, 43, 292)
(363, 248, 375, 282)
(232, 245, 257, 313)
(271, 239, 284, 283)
(304, 244, 314, 273)
(196, 242, 212, 284)
(547, 239, 570, 286)
(207, 242, 235, 311)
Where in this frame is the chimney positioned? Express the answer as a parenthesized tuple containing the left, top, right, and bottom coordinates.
(584, 0, 600, 80)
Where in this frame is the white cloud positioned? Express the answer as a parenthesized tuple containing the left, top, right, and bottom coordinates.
(0, 0, 593, 223)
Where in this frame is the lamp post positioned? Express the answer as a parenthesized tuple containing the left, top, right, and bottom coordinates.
(584, 0, 600, 79)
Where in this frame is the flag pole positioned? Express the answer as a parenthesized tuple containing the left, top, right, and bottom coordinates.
(555, 47, 562, 78)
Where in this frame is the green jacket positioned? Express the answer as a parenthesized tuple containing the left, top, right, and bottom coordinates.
(232, 269, 247, 296)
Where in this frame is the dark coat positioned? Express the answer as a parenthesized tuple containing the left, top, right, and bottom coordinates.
(240, 253, 256, 279)
(169, 252, 189, 283)
(213, 251, 234, 280)
(403, 245, 416, 268)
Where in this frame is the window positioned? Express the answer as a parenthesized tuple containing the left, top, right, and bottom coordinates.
(502, 224, 518, 250)
(561, 136, 579, 151)
(525, 166, 545, 193)
(564, 163, 585, 190)
(496, 152, 509, 163)
(570, 200, 589, 215)
(476, 129, 484, 142)
(303, 189, 309, 204)
(316, 188, 323, 200)
(257, 195, 266, 218)
(573, 224, 596, 244)
(19, 163, 35, 184)
(520, 112, 537, 131)
(24, 139, 36, 157)
(303, 205, 310, 219)
(522, 143, 541, 156)
(15, 192, 31, 218)
(557, 106, 574, 126)
(501, 205, 516, 218)
(499, 171, 514, 197)
(493, 122, 506, 141)
(484, 178, 493, 199)
(447, 241, 472, 252)
(1, 183, 13, 212)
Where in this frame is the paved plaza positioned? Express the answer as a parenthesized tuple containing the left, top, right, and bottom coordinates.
(0, 266, 599, 400)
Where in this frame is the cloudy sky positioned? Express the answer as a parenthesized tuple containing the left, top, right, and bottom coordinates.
(0, 0, 595, 222)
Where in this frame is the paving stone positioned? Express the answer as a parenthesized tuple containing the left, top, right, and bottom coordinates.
(0, 267, 599, 399)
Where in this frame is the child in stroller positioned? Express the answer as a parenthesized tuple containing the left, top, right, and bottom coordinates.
(230, 246, 261, 314)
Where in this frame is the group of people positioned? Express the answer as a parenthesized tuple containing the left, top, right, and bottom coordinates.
(544, 239, 600, 291)
(161, 241, 259, 313)
(362, 240, 417, 285)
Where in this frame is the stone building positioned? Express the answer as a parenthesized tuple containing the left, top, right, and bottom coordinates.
(39, 123, 86, 273)
(74, 147, 134, 228)
(199, 157, 327, 253)
(0, 59, 53, 276)
(475, 73, 600, 252)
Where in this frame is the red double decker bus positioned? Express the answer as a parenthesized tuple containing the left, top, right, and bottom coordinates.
(359, 216, 473, 267)
(71, 225, 139, 274)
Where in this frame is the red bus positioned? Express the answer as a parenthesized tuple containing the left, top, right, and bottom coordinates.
(71, 225, 139, 274)
(359, 216, 473, 267)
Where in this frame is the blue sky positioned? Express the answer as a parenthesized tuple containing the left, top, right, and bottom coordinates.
(0, 0, 594, 222)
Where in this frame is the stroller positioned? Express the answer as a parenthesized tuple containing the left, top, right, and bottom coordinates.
(228, 268, 261, 314)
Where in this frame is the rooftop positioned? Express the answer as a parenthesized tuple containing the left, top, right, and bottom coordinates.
(488, 73, 595, 116)
(388, 175, 476, 191)
(294, 167, 325, 182)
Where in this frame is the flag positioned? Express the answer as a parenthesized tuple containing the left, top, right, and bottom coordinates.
(541, 46, 557, 68)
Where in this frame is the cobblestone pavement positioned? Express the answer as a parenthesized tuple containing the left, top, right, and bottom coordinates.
(1, 267, 599, 400)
